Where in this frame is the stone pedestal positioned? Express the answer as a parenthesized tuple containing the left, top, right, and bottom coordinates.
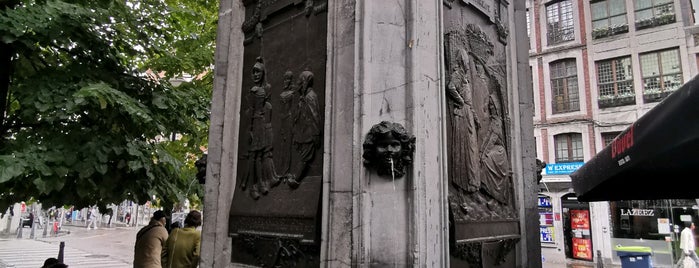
(202, 1, 538, 267)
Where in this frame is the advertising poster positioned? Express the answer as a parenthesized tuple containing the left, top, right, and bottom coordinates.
(540, 212, 554, 226)
(570, 209, 593, 260)
(540, 226, 555, 243)
(572, 237, 593, 260)
(658, 218, 671, 234)
(571, 210, 590, 230)
(538, 196, 554, 243)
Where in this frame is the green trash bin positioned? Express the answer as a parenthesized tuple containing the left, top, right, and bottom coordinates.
(615, 246, 653, 268)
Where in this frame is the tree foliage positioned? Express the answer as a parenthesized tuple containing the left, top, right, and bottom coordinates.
(0, 0, 217, 211)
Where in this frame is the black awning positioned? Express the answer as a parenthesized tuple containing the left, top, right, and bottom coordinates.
(571, 76, 699, 202)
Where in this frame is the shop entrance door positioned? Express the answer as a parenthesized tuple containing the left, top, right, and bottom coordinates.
(561, 193, 593, 261)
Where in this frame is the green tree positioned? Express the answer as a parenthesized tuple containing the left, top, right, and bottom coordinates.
(0, 0, 217, 211)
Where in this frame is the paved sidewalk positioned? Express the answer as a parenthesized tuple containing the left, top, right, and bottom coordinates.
(0, 223, 139, 268)
(0, 239, 128, 268)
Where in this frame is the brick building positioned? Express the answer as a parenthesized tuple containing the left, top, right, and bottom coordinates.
(528, 0, 699, 266)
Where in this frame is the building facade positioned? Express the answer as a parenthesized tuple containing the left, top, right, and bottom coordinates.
(528, 0, 699, 266)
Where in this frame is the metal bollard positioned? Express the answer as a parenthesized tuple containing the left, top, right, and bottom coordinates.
(43, 220, 49, 238)
(30, 220, 35, 239)
(596, 250, 604, 268)
(58, 241, 65, 263)
(16, 220, 22, 238)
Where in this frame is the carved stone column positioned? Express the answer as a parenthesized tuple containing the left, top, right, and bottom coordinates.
(202, 0, 535, 267)
(324, 1, 449, 266)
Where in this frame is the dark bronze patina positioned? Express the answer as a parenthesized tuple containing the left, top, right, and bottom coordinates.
(229, 1, 327, 266)
(362, 121, 416, 178)
(444, 1, 519, 266)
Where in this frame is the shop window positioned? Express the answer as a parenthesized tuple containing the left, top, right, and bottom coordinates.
(546, 0, 575, 45)
(596, 56, 636, 108)
(591, 0, 629, 39)
(550, 59, 580, 114)
(554, 133, 583, 163)
(602, 131, 621, 147)
(634, 0, 676, 29)
(610, 199, 698, 266)
(640, 48, 683, 103)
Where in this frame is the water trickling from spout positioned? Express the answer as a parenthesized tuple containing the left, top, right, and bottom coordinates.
(390, 158, 395, 191)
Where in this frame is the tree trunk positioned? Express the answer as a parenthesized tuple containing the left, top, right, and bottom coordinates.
(0, 1, 19, 132)
(0, 37, 11, 131)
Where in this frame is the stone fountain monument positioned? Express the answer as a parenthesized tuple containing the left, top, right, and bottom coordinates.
(201, 0, 539, 267)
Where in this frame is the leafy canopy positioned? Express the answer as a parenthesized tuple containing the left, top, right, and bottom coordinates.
(0, 0, 217, 211)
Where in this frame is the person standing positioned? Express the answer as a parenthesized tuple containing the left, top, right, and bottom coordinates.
(681, 221, 699, 266)
(163, 210, 202, 268)
(133, 210, 168, 268)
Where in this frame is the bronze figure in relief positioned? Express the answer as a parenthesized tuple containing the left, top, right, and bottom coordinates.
(446, 46, 481, 195)
(479, 94, 511, 204)
(277, 70, 296, 176)
(242, 57, 281, 199)
(285, 70, 320, 188)
(362, 121, 416, 178)
(445, 24, 514, 221)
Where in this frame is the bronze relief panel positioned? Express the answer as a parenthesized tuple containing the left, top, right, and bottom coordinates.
(229, 1, 327, 267)
(443, 1, 518, 267)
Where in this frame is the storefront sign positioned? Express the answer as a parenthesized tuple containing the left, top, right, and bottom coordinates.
(572, 237, 593, 260)
(538, 196, 552, 207)
(620, 208, 655, 216)
(544, 162, 584, 175)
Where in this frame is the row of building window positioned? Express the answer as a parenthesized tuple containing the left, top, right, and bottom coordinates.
(552, 131, 621, 163)
(527, 0, 677, 44)
(547, 48, 682, 114)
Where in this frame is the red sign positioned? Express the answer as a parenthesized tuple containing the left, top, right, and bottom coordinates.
(611, 125, 634, 159)
(571, 210, 590, 230)
(572, 237, 593, 260)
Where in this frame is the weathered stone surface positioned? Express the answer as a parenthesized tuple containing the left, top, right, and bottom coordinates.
(202, 1, 535, 267)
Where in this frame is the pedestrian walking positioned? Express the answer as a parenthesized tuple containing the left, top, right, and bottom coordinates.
(125, 212, 132, 225)
(162, 210, 202, 268)
(133, 210, 169, 268)
(86, 207, 97, 230)
(680, 221, 699, 268)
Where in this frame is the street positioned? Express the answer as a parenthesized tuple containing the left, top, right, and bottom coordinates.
(0, 224, 138, 268)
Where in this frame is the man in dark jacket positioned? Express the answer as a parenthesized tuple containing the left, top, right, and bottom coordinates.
(133, 210, 169, 268)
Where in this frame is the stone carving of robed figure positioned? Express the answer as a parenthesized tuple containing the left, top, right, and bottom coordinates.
(286, 70, 320, 188)
(446, 48, 481, 194)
